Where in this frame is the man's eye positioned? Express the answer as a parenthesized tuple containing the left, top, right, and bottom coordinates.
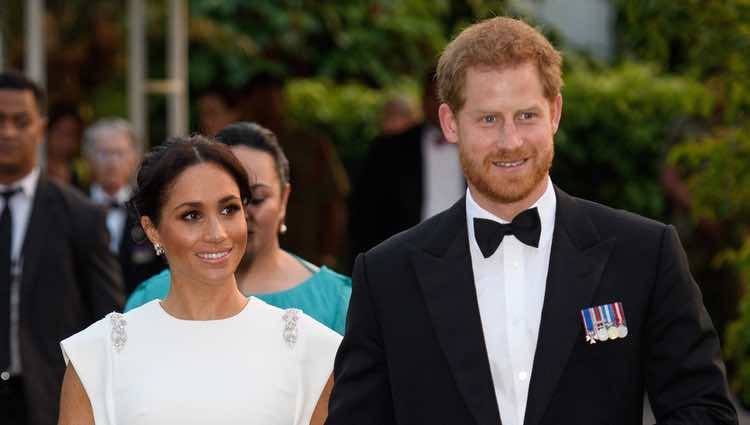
(14, 117, 29, 129)
(481, 115, 496, 124)
(519, 112, 536, 120)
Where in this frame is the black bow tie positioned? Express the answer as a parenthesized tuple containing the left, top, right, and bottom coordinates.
(473, 207, 541, 258)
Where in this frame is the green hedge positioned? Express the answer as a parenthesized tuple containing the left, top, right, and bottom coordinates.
(553, 63, 713, 219)
(670, 126, 750, 406)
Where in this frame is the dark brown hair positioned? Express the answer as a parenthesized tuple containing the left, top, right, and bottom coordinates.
(130, 135, 252, 226)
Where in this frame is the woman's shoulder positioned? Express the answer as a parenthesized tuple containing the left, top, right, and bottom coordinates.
(124, 269, 171, 312)
(249, 297, 341, 347)
(313, 266, 352, 288)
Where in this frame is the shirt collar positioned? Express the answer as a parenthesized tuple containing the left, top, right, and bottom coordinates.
(466, 176, 557, 249)
(0, 167, 41, 198)
(91, 184, 132, 205)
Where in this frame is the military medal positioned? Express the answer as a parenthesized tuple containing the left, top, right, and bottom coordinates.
(614, 302, 628, 338)
(580, 308, 597, 344)
(604, 305, 619, 340)
(593, 306, 608, 341)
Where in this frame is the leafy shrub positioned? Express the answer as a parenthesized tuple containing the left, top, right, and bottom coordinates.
(553, 63, 712, 219)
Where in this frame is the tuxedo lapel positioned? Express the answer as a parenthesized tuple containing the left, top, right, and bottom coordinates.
(411, 198, 502, 425)
(523, 188, 615, 425)
(19, 178, 55, 311)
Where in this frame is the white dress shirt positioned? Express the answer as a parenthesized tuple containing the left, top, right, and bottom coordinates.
(466, 177, 556, 425)
(421, 125, 464, 220)
(91, 185, 132, 254)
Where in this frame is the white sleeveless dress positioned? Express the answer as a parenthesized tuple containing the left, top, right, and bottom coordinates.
(60, 297, 342, 425)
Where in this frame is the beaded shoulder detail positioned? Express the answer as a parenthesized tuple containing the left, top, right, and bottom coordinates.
(107, 312, 128, 352)
(282, 309, 302, 349)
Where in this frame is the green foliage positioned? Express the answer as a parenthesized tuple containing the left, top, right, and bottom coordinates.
(187, 0, 510, 89)
(285, 78, 419, 166)
(613, 0, 750, 123)
(553, 63, 713, 219)
(670, 126, 750, 404)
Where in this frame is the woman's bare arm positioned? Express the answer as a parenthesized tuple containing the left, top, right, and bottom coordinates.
(310, 374, 334, 425)
(58, 364, 94, 425)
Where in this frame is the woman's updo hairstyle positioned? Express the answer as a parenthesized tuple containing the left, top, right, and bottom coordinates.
(130, 134, 252, 227)
(215, 122, 290, 187)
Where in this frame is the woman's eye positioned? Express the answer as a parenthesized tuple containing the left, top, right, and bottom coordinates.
(182, 211, 200, 221)
(249, 197, 266, 206)
(221, 204, 241, 215)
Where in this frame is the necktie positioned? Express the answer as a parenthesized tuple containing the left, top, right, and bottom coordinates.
(1, 188, 20, 372)
(473, 207, 541, 258)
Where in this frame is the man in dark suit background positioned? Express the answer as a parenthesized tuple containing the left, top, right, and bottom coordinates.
(349, 70, 465, 256)
(83, 118, 165, 295)
(328, 17, 737, 425)
(0, 71, 124, 425)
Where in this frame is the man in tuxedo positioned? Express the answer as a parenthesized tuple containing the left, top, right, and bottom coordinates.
(0, 71, 124, 425)
(349, 70, 464, 255)
(83, 118, 165, 295)
(327, 17, 737, 425)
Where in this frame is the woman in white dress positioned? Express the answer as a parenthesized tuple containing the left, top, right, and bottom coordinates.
(58, 135, 341, 425)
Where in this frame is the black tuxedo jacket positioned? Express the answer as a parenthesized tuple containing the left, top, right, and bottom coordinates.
(349, 124, 426, 256)
(117, 210, 165, 294)
(19, 177, 124, 425)
(328, 188, 736, 425)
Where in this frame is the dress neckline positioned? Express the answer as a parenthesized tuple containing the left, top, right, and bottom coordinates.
(151, 297, 254, 323)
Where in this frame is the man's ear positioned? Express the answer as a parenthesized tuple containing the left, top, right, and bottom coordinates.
(438, 103, 460, 144)
(550, 93, 562, 134)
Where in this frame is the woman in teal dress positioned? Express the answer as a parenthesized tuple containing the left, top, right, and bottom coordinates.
(125, 122, 350, 335)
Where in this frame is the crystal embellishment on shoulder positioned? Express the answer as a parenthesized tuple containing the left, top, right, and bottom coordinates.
(108, 313, 128, 352)
(282, 309, 301, 348)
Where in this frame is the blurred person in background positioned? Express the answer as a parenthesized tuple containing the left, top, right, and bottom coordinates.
(380, 95, 417, 136)
(242, 74, 350, 268)
(44, 104, 88, 190)
(197, 85, 242, 137)
(83, 118, 165, 295)
(59, 136, 340, 425)
(0, 71, 123, 425)
(350, 69, 464, 256)
(126, 122, 351, 335)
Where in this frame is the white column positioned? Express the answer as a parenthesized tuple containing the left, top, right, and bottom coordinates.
(24, 0, 46, 88)
(0, 0, 5, 72)
(167, 0, 188, 137)
(128, 0, 147, 147)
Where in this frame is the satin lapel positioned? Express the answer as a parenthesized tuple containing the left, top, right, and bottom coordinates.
(19, 178, 55, 312)
(412, 199, 502, 425)
(523, 189, 615, 425)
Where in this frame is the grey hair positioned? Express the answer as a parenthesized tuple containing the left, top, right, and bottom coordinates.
(83, 118, 143, 158)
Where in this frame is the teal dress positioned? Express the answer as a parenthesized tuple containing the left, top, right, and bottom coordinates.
(124, 257, 352, 335)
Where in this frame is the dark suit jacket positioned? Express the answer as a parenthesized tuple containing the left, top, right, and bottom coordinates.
(117, 211, 165, 295)
(349, 124, 426, 256)
(20, 177, 124, 425)
(328, 188, 737, 425)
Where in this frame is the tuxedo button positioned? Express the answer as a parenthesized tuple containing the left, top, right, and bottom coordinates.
(1, 371, 9, 381)
(518, 371, 528, 382)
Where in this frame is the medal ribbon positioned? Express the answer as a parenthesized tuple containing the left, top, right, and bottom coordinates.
(614, 302, 626, 326)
